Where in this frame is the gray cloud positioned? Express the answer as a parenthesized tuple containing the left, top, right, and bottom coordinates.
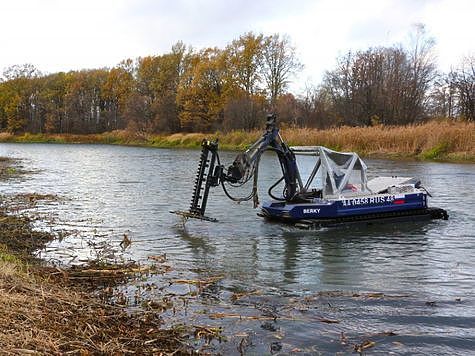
(118, 0, 314, 51)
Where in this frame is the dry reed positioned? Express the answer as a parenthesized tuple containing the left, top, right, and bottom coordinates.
(281, 120, 474, 159)
(0, 119, 473, 161)
(218, 120, 475, 161)
(0, 257, 189, 354)
(0, 210, 192, 355)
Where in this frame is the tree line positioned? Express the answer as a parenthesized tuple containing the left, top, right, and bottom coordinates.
(0, 29, 473, 135)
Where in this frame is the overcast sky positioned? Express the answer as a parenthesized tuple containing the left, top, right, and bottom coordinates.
(1, 0, 473, 93)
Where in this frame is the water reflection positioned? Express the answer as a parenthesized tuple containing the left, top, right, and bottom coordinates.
(174, 222, 216, 255)
(281, 232, 299, 284)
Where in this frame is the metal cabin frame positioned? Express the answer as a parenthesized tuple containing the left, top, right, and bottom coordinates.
(290, 146, 369, 198)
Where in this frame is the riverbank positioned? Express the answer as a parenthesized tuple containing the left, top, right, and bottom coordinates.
(0, 159, 191, 354)
(0, 217, 191, 354)
(0, 119, 473, 162)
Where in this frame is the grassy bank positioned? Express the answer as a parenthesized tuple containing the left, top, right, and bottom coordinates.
(0, 119, 474, 162)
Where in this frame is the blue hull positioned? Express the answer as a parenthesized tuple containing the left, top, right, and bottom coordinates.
(261, 192, 428, 222)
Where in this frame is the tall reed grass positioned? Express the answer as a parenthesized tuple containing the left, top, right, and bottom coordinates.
(0, 119, 473, 161)
(280, 120, 475, 161)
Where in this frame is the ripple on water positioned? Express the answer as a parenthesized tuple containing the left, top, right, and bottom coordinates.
(1, 143, 474, 354)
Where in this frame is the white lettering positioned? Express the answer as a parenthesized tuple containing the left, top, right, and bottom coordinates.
(341, 195, 397, 206)
(303, 208, 321, 214)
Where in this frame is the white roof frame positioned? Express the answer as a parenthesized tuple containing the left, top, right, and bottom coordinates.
(291, 146, 369, 197)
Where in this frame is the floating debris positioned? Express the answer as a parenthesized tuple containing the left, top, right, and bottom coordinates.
(270, 341, 282, 353)
(209, 312, 278, 321)
(354, 339, 376, 353)
(119, 233, 132, 250)
(316, 317, 340, 324)
(194, 325, 225, 344)
(148, 253, 167, 263)
(261, 321, 279, 332)
(231, 289, 261, 302)
(0, 214, 192, 354)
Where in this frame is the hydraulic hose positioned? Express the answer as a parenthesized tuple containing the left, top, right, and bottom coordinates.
(268, 176, 286, 201)
(218, 151, 259, 204)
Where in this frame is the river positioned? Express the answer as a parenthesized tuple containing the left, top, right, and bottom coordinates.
(1, 143, 474, 355)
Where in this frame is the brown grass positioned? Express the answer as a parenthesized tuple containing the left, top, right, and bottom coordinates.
(0, 119, 473, 161)
(281, 120, 475, 161)
(0, 211, 191, 354)
(217, 119, 475, 161)
(0, 254, 188, 354)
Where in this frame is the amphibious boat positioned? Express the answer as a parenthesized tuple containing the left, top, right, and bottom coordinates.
(173, 114, 448, 228)
(259, 146, 448, 229)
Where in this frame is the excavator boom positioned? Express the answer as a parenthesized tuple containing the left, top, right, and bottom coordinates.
(171, 114, 300, 222)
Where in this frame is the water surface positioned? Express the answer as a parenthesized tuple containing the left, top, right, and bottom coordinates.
(1, 143, 474, 354)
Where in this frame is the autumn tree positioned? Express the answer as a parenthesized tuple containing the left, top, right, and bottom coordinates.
(151, 42, 188, 132)
(224, 32, 264, 95)
(102, 60, 134, 131)
(63, 69, 109, 133)
(2, 30, 464, 134)
(0, 82, 23, 131)
(127, 43, 188, 133)
(222, 32, 266, 130)
(128, 56, 159, 132)
(177, 48, 226, 132)
(222, 94, 266, 131)
(40, 72, 71, 133)
(0, 64, 41, 133)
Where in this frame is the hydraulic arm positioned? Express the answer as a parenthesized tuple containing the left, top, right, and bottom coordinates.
(171, 114, 300, 221)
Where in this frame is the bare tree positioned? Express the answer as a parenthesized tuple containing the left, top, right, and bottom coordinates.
(2, 63, 41, 81)
(428, 74, 456, 118)
(322, 41, 436, 126)
(451, 56, 475, 120)
(261, 34, 303, 106)
(405, 23, 437, 122)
